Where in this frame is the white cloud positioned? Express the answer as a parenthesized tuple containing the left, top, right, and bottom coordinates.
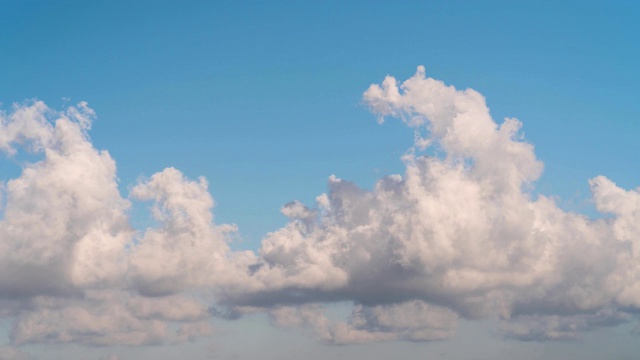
(0, 101, 130, 296)
(1, 67, 640, 348)
(0, 102, 218, 348)
(129, 167, 227, 296)
(213, 67, 640, 342)
(9, 290, 215, 347)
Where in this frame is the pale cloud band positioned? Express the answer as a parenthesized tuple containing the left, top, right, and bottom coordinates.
(0, 67, 639, 350)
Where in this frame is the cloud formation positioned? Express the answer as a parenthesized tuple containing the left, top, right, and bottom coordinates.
(1, 67, 639, 351)
(218, 66, 640, 342)
(0, 102, 218, 348)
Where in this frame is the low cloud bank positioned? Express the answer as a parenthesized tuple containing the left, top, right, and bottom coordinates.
(0, 67, 639, 348)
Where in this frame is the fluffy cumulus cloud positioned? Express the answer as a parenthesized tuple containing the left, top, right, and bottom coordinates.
(0, 102, 221, 349)
(217, 66, 640, 343)
(1, 67, 640, 353)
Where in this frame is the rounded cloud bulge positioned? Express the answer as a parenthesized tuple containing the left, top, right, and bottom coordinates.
(1, 67, 639, 349)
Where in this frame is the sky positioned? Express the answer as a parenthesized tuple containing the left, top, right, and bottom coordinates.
(0, 1, 640, 359)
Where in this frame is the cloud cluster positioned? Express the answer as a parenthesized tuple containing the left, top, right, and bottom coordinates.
(1, 67, 639, 352)
(0, 102, 221, 348)
(217, 66, 640, 342)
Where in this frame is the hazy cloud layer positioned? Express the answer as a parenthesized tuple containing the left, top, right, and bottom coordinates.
(1, 67, 639, 351)
(0, 346, 33, 360)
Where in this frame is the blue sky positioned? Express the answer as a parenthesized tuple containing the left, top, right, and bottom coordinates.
(1, 1, 640, 359)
